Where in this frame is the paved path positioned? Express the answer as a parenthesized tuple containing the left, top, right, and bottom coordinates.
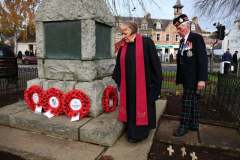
(155, 117, 240, 151)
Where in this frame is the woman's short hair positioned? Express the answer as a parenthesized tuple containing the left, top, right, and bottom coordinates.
(121, 21, 138, 34)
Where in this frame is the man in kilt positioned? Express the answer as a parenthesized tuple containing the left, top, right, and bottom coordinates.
(173, 14, 208, 137)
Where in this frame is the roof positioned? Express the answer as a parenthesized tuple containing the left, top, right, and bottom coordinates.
(116, 16, 173, 31)
(173, 0, 184, 8)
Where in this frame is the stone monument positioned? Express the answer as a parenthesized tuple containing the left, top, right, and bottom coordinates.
(24, 0, 124, 146)
(29, 0, 116, 117)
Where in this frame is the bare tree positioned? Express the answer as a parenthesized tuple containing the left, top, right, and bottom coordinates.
(195, 0, 240, 19)
(105, 0, 160, 17)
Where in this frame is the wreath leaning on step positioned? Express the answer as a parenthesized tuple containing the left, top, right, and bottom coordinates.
(102, 85, 118, 113)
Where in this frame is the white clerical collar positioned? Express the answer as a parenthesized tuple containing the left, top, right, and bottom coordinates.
(184, 32, 190, 44)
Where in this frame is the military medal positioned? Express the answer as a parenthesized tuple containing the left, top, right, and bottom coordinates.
(187, 49, 193, 57)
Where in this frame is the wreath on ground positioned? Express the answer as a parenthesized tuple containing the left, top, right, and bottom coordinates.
(43, 88, 65, 116)
(64, 90, 91, 118)
(102, 85, 118, 113)
(24, 85, 45, 112)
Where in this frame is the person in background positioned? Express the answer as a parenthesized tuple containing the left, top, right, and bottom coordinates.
(113, 21, 163, 143)
(17, 51, 23, 59)
(25, 50, 30, 56)
(170, 53, 174, 63)
(173, 14, 208, 137)
(232, 51, 239, 73)
(0, 39, 15, 57)
(222, 48, 232, 74)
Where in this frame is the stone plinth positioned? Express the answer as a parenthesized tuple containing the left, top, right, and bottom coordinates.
(0, 102, 26, 126)
(80, 111, 125, 146)
(10, 109, 91, 141)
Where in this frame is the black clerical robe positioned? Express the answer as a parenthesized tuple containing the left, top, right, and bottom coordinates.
(112, 37, 162, 140)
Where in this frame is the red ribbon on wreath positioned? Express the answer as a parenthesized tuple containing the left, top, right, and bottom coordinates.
(64, 90, 91, 119)
(24, 85, 45, 112)
(102, 85, 118, 113)
(43, 88, 64, 117)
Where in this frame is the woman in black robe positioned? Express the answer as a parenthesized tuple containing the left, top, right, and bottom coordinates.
(112, 22, 163, 143)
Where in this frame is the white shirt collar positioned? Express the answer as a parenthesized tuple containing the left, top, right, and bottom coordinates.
(184, 32, 190, 44)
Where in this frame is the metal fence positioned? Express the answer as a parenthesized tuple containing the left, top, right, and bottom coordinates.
(0, 65, 37, 107)
(0, 65, 240, 128)
(162, 71, 240, 128)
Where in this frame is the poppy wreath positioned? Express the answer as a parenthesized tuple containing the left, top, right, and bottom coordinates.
(64, 90, 91, 118)
(24, 85, 45, 111)
(43, 88, 65, 116)
(102, 85, 118, 113)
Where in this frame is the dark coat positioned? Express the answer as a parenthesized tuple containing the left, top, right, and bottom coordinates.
(112, 37, 163, 139)
(176, 32, 208, 89)
(233, 53, 238, 64)
(0, 44, 15, 57)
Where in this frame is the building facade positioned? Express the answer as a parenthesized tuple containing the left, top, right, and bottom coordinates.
(114, 0, 213, 62)
(222, 19, 240, 56)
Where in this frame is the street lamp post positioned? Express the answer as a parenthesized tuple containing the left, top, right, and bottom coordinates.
(210, 39, 218, 72)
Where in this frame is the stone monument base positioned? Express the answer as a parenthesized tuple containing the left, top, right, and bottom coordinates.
(0, 100, 167, 159)
(0, 101, 125, 146)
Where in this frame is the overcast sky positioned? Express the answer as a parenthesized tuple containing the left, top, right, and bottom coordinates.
(0, 0, 233, 31)
(114, 0, 233, 32)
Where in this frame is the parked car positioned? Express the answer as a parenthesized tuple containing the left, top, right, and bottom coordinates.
(22, 55, 37, 65)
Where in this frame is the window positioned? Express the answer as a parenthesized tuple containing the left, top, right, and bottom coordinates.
(157, 34, 160, 41)
(117, 32, 122, 38)
(166, 34, 170, 41)
(165, 48, 169, 54)
(156, 22, 161, 29)
(191, 24, 196, 31)
(141, 23, 148, 30)
(176, 35, 179, 41)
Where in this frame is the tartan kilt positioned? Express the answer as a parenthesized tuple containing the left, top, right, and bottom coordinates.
(180, 88, 200, 129)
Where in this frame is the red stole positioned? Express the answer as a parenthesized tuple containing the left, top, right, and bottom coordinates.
(118, 34, 148, 126)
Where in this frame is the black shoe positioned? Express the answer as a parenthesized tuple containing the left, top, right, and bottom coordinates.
(173, 127, 188, 137)
(189, 126, 199, 131)
(127, 137, 145, 143)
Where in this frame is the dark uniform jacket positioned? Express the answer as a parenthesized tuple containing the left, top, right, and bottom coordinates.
(176, 32, 208, 89)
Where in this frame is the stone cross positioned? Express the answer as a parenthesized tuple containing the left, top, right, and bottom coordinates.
(190, 152, 198, 160)
(167, 145, 174, 156)
(181, 147, 187, 157)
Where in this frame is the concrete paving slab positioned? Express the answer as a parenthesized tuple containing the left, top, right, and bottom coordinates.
(80, 110, 125, 146)
(0, 126, 104, 160)
(156, 118, 199, 145)
(79, 100, 166, 147)
(103, 130, 156, 160)
(10, 109, 91, 140)
(0, 101, 26, 126)
(199, 124, 240, 149)
(156, 100, 167, 124)
(100, 100, 167, 160)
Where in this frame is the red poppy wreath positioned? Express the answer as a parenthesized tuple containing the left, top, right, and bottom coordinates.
(102, 85, 118, 113)
(43, 88, 64, 117)
(64, 90, 91, 120)
(24, 85, 45, 113)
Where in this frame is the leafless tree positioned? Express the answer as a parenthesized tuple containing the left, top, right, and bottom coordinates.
(105, 0, 160, 17)
(195, 0, 240, 20)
